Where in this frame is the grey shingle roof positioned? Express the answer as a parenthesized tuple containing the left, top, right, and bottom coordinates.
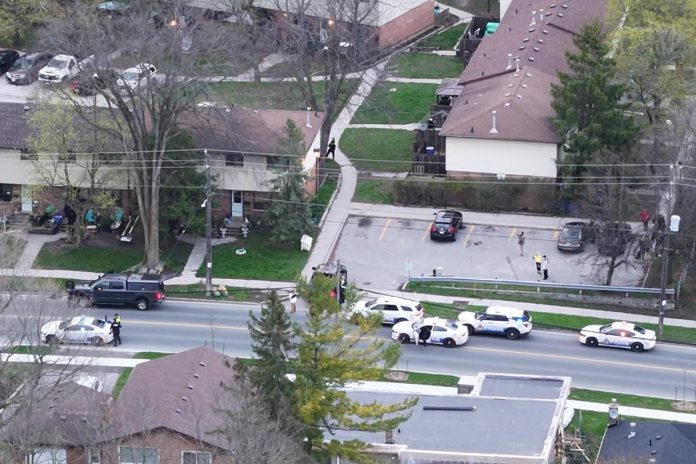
(0, 102, 31, 150)
(597, 421, 696, 464)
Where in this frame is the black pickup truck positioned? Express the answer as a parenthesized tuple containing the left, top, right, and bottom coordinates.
(67, 273, 165, 311)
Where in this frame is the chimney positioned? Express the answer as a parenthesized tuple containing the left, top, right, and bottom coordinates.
(306, 107, 312, 128)
(531, 11, 536, 26)
(385, 430, 395, 444)
(489, 111, 498, 134)
(506, 53, 513, 69)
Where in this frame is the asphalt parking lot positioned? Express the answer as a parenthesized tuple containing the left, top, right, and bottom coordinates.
(333, 216, 646, 290)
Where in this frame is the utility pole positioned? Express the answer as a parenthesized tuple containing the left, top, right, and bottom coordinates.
(204, 148, 212, 296)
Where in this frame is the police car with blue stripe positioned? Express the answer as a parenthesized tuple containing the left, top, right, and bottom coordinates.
(457, 306, 533, 340)
(578, 321, 656, 352)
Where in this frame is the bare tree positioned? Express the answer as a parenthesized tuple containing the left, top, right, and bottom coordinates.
(38, 0, 244, 272)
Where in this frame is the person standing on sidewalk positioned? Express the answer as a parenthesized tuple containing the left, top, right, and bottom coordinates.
(542, 255, 549, 280)
(289, 291, 298, 314)
(517, 231, 526, 256)
(327, 138, 337, 159)
(533, 252, 542, 277)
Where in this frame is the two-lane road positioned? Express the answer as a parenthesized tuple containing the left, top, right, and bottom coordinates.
(3, 299, 695, 399)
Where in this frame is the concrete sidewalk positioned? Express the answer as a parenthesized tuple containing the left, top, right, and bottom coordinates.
(4, 352, 693, 424)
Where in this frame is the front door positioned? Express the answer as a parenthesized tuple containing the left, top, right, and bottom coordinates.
(231, 191, 243, 217)
(21, 185, 33, 213)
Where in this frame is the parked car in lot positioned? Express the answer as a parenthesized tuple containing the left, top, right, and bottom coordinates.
(430, 210, 463, 241)
(596, 222, 633, 256)
(557, 221, 594, 252)
(392, 317, 469, 347)
(0, 49, 21, 76)
(5, 51, 52, 84)
(117, 63, 157, 94)
(350, 296, 423, 325)
(578, 321, 656, 352)
(457, 306, 533, 340)
(38, 54, 80, 83)
(41, 315, 113, 346)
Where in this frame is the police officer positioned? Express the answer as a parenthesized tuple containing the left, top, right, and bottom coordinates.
(110, 313, 122, 346)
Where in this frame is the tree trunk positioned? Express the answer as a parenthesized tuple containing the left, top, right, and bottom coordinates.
(604, 255, 617, 286)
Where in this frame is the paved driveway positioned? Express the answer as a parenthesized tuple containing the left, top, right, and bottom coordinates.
(333, 216, 646, 290)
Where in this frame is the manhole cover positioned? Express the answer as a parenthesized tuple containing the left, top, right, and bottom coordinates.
(358, 217, 372, 227)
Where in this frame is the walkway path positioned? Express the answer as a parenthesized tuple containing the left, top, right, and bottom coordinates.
(232, 52, 288, 81)
(15, 231, 66, 270)
(3, 352, 692, 423)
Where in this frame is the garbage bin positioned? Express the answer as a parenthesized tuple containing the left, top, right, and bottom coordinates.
(426, 146, 435, 155)
(300, 234, 313, 251)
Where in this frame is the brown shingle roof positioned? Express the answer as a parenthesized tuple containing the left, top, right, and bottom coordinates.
(181, 106, 324, 155)
(441, 0, 605, 142)
(106, 347, 236, 451)
(0, 102, 31, 150)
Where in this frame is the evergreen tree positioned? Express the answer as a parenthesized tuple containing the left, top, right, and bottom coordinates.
(551, 21, 638, 179)
(265, 120, 313, 248)
(243, 290, 297, 422)
(293, 276, 417, 462)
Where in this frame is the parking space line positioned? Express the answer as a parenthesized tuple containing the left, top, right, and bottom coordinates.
(509, 228, 517, 240)
(422, 222, 430, 240)
(379, 219, 392, 241)
(463, 225, 475, 246)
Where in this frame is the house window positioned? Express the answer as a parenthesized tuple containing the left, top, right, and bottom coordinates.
(119, 446, 159, 464)
(25, 448, 67, 464)
(182, 451, 211, 464)
(87, 447, 101, 464)
(0, 184, 12, 202)
(224, 153, 243, 166)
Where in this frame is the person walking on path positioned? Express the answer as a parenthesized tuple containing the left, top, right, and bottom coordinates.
(542, 255, 549, 280)
(110, 314, 122, 346)
(289, 291, 298, 314)
(533, 252, 542, 277)
(640, 209, 651, 232)
(517, 231, 526, 256)
(327, 138, 337, 159)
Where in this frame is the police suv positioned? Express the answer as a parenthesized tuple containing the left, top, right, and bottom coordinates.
(350, 296, 424, 325)
(457, 306, 533, 340)
(392, 317, 469, 347)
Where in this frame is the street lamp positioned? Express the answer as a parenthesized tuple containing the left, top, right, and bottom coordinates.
(658, 214, 680, 337)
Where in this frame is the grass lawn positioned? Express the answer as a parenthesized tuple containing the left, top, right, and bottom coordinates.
(340, 128, 413, 172)
(112, 367, 132, 399)
(569, 388, 691, 413)
(166, 284, 265, 302)
(33, 237, 192, 275)
(134, 352, 170, 360)
(388, 53, 465, 78)
(353, 178, 395, 204)
(206, 80, 358, 111)
(380, 370, 460, 387)
(198, 230, 307, 281)
(352, 82, 437, 124)
(420, 24, 467, 50)
(311, 175, 339, 222)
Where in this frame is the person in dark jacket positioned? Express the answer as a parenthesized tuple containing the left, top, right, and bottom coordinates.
(110, 314, 122, 346)
(327, 138, 336, 159)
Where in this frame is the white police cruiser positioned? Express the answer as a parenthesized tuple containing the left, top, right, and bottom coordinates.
(578, 321, 656, 352)
(457, 306, 533, 340)
(392, 317, 469, 347)
(350, 296, 424, 325)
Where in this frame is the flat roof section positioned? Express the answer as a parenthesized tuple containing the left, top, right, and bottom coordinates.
(478, 376, 564, 400)
(334, 391, 558, 457)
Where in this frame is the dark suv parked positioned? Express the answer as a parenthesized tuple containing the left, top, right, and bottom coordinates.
(6, 52, 53, 84)
(430, 210, 464, 241)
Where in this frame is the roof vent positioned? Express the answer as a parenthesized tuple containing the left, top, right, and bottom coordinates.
(181, 397, 189, 402)
(526, 72, 532, 77)
(508, 83, 513, 87)
(630, 422, 636, 427)
(60, 415, 67, 421)
(23, 105, 31, 112)
(533, 47, 540, 52)
(528, 56, 535, 62)
(513, 73, 519, 78)
(199, 362, 206, 367)
(506, 53, 513, 70)
(516, 94, 523, 99)
(543, 29, 549, 35)
(504, 102, 511, 108)
(523, 38, 530, 43)
(187, 385, 195, 390)
(550, 3, 557, 7)
(522, 84, 528, 89)
(537, 39, 544, 44)
(193, 374, 200, 379)
(545, 12, 552, 17)
(656, 435, 662, 440)
(489, 111, 498, 134)
(175, 408, 183, 414)
(519, 45, 526, 50)
(558, 12, 564, 17)
(504, 93, 511, 97)
(562, 3, 569, 8)
(528, 27, 535, 33)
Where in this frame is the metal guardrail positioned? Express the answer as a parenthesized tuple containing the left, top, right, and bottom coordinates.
(409, 276, 676, 296)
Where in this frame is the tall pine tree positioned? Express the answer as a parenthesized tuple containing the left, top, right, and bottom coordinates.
(551, 21, 638, 179)
(243, 290, 297, 423)
(264, 120, 313, 248)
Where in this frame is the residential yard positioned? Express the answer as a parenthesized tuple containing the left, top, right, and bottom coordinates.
(33, 235, 192, 274)
(166, 284, 266, 303)
(340, 128, 413, 172)
(353, 178, 395, 204)
(419, 23, 467, 50)
(311, 175, 338, 222)
(351, 82, 437, 124)
(206, 80, 358, 111)
(197, 230, 307, 281)
(0, 235, 26, 268)
(387, 52, 465, 79)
